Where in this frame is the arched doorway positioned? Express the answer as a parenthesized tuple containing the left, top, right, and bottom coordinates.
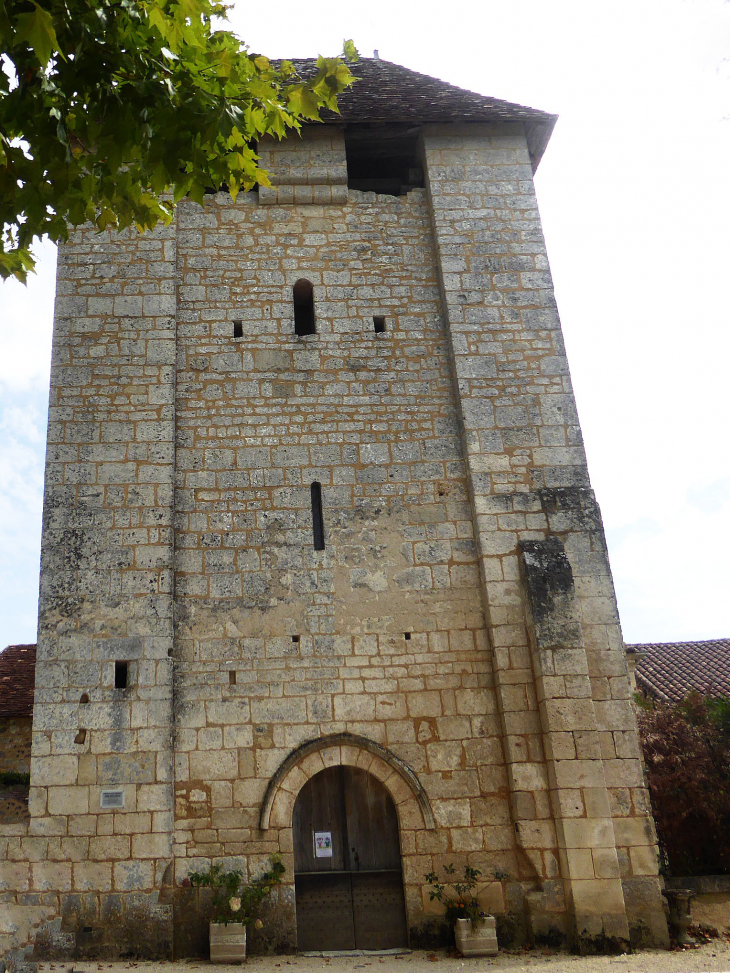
(293, 765, 408, 951)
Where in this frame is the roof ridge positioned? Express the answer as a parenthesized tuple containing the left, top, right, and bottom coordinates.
(628, 637, 730, 644)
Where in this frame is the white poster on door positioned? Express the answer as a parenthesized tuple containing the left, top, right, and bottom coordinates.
(314, 831, 333, 857)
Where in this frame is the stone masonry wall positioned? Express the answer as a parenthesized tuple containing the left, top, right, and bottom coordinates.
(0, 221, 179, 959)
(171, 169, 521, 946)
(0, 717, 32, 826)
(1, 119, 668, 963)
(421, 122, 666, 947)
(258, 127, 348, 206)
(0, 717, 32, 775)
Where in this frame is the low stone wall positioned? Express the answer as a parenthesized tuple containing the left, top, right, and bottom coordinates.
(0, 717, 32, 774)
(0, 785, 30, 824)
(665, 875, 730, 894)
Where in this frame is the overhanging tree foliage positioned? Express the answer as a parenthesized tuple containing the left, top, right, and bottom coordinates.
(637, 693, 730, 876)
(0, 0, 357, 280)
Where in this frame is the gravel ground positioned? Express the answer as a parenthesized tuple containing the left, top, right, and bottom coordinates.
(37, 942, 730, 973)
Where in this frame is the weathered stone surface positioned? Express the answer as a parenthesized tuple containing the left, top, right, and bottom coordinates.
(0, 717, 32, 775)
(4, 114, 667, 964)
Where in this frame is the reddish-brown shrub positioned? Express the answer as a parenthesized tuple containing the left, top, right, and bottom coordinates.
(637, 693, 730, 875)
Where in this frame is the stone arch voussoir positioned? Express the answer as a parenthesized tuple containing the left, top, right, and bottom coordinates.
(259, 732, 436, 831)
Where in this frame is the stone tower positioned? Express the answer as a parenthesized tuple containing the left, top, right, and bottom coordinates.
(2, 59, 668, 961)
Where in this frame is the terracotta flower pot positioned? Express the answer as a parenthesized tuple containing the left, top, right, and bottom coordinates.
(210, 921, 247, 962)
(455, 916, 498, 956)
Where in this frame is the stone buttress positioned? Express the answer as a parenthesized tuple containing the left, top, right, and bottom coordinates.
(421, 122, 667, 947)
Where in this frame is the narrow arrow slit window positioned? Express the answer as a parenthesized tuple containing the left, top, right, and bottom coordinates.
(311, 481, 325, 551)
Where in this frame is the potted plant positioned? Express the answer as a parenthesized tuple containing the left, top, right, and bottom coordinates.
(189, 855, 285, 962)
(425, 863, 508, 956)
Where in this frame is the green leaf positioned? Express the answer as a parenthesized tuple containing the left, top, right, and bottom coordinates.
(147, 5, 170, 40)
(0, 246, 36, 283)
(13, 2, 60, 68)
(287, 84, 322, 121)
(0, 3, 13, 46)
(0, 0, 355, 280)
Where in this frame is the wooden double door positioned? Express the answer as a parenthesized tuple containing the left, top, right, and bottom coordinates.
(293, 765, 408, 951)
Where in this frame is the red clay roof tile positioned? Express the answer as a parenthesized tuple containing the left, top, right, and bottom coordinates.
(0, 643, 37, 717)
(629, 639, 730, 703)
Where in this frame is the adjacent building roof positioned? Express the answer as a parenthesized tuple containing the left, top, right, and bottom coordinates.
(285, 57, 558, 170)
(629, 639, 730, 702)
(0, 643, 37, 717)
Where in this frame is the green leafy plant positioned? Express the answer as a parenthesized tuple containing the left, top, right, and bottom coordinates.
(188, 855, 285, 925)
(0, 771, 31, 787)
(1, 0, 358, 280)
(424, 863, 509, 923)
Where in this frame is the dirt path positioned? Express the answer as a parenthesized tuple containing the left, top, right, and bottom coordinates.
(38, 942, 730, 973)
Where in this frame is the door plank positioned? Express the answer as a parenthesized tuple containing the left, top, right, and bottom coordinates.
(293, 765, 347, 873)
(293, 766, 408, 951)
(295, 874, 356, 951)
(343, 767, 401, 871)
(352, 872, 409, 950)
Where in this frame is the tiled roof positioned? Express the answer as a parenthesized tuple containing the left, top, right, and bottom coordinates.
(0, 643, 36, 717)
(629, 639, 730, 703)
(284, 57, 557, 170)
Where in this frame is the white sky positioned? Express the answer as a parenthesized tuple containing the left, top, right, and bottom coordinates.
(1, 0, 728, 649)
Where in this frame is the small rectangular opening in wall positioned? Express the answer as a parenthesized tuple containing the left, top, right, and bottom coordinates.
(114, 661, 128, 690)
(311, 482, 325, 551)
(404, 632, 411, 641)
(294, 280, 316, 337)
(229, 670, 237, 685)
(233, 320, 243, 339)
(373, 316, 386, 333)
(292, 635, 300, 644)
(345, 125, 425, 196)
(100, 788, 125, 809)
